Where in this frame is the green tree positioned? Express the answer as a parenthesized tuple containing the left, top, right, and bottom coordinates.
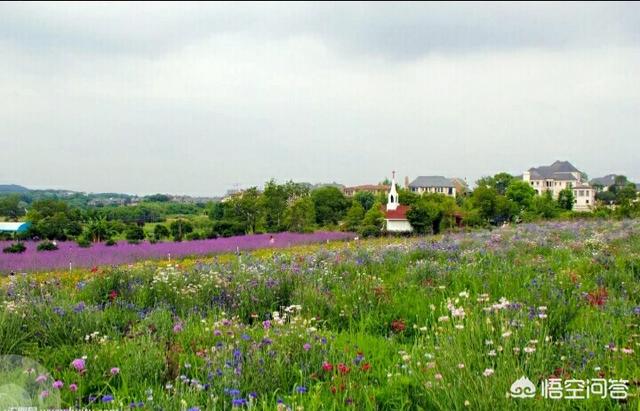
(471, 186, 498, 221)
(506, 180, 536, 210)
(125, 224, 145, 242)
(353, 191, 376, 211)
(153, 224, 170, 241)
(85, 218, 113, 243)
(406, 202, 432, 234)
(398, 189, 420, 206)
(311, 186, 349, 227)
(170, 219, 194, 241)
(360, 204, 385, 236)
(476, 172, 514, 195)
(284, 197, 316, 233)
(227, 188, 264, 234)
(557, 188, 575, 210)
(343, 202, 365, 232)
(531, 191, 560, 219)
(0, 195, 24, 221)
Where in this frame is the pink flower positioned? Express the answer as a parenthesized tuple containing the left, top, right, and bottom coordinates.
(71, 358, 86, 372)
(110, 367, 120, 375)
(52, 380, 63, 389)
(173, 322, 183, 333)
(303, 343, 312, 351)
(40, 390, 49, 399)
(69, 383, 78, 392)
(35, 374, 48, 383)
(435, 373, 443, 380)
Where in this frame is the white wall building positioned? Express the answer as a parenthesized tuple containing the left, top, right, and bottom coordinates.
(408, 176, 458, 198)
(383, 172, 413, 233)
(522, 161, 595, 212)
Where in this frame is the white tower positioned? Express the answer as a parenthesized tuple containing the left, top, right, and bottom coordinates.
(387, 170, 399, 211)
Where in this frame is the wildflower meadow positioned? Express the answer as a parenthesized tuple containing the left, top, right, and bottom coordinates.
(0, 219, 639, 410)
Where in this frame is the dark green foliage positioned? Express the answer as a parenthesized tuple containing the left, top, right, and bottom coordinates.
(557, 188, 575, 210)
(311, 186, 349, 226)
(37, 241, 58, 251)
(125, 224, 145, 243)
(342, 202, 365, 232)
(353, 191, 376, 211)
(152, 224, 170, 241)
(284, 197, 316, 233)
(169, 219, 194, 241)
(2, 242, 26, 254)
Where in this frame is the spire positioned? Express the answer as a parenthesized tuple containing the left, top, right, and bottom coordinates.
(387, 170, 399, 211)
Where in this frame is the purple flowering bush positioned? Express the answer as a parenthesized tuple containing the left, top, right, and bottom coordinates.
(0, 232, 352, 273)
(0, 219, 639, 409)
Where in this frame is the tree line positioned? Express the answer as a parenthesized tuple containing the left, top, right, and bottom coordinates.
(1, 174, 639, 245)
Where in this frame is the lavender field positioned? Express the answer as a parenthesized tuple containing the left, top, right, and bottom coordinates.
(0, 232, 353, 273)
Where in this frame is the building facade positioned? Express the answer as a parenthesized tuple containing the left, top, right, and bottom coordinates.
(383, 173, 412, 233)
(522, 161, 595, 212)
(408, 176, 458, 198)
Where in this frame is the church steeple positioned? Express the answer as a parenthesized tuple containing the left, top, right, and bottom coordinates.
(387, 170, 399, 211)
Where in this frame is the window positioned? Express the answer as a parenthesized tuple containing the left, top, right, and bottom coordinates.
(448, 187, 453, 195)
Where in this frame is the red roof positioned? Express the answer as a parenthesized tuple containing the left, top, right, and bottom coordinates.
(381, 204, 410, 220)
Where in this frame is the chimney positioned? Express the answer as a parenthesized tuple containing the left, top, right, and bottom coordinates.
(404, 176, 409, 189)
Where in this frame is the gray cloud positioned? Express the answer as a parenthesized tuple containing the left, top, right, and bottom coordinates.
(0, 2, 639, 195)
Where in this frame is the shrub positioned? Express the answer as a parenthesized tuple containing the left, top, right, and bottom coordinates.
(37, 241, 59, 251)
(186, 232, 203, 241)
(77, 238, 92, 248)
(2, 242, 26, 254)
(105, 239, 117, 246)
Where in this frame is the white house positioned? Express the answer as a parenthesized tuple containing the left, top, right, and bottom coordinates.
(383, 172, 413, 233)
(408, 176, 458, 198)
(522, 161, 595, 212)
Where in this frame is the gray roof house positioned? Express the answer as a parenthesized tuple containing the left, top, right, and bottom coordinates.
(408, 176, 458, 197)
(523, 160, 595, 212)
(590, 174, 618, 187)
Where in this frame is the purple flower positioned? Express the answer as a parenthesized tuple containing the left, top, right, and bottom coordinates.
(52, 380, 63, 389)
(303, 343, 312, 351)
(69, 383, 78, 392)
(296, 386, 307, 394)
(102, 395, 114, 403)
(231, 398, 247, 407)
(634, 306, 640, 315)
(73, 302, 86, 313)
(110, 367, 120, 375)
(40, 390, 49, 399)
(0, 232, 354, 273)
(173, 322, 183, 333)
(262, 320, 271, 330)
(35, 374, 47, 383)
(71, 358, 85, 372)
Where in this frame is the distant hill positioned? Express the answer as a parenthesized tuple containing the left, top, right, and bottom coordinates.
(0, 184, 30, 193)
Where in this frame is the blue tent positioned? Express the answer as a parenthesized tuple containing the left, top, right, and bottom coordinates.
(0, 222, 31, 233)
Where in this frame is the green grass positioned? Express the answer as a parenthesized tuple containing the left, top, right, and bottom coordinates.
(0, 219, 639, 410)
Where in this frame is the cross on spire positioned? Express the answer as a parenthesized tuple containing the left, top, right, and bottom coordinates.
(392, 170, 396, 180)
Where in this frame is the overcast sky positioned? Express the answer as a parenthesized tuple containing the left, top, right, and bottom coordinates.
(1, 2, 639, 196)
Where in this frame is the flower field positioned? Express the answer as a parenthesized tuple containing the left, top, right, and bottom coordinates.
(0, 220, 639, 410)
(0, 232, 353, 274)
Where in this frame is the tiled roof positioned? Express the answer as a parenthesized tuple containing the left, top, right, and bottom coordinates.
(382, 204, 410, 220)
(408, 176, 454, 188)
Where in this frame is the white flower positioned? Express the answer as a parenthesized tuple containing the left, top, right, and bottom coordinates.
(502, 331, 512, 338)
(459, 291, 470, 298)
(482, 368, 495, 377)
(487, 350, 497, 357)
(438, 316, 450, 323)
(524, 346, 536, 354)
